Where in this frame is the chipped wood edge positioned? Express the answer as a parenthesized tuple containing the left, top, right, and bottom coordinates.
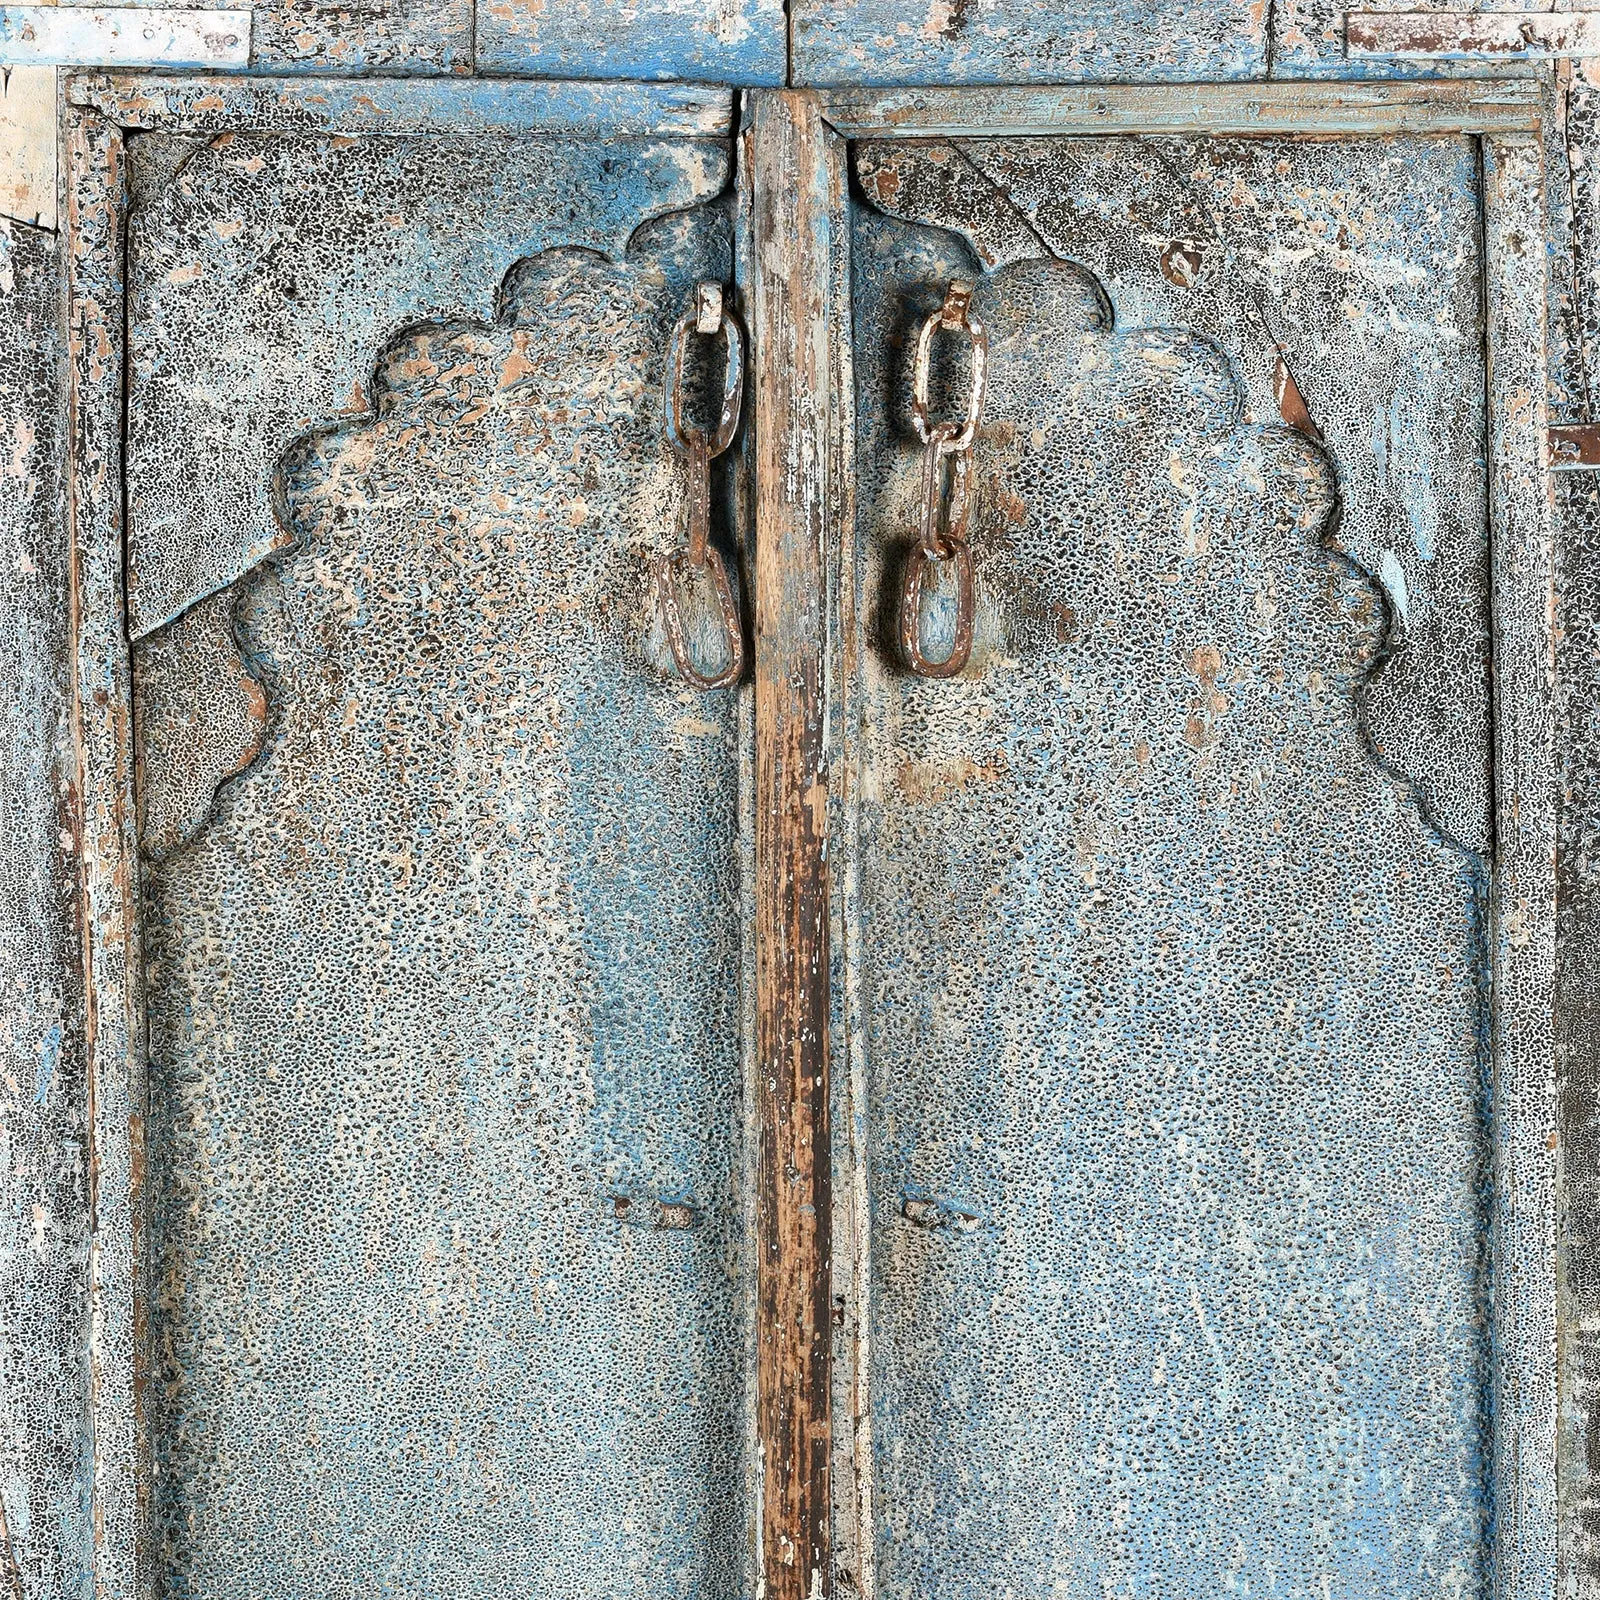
(63, 104, 150, 1600)
(64, 69, 735, 138)
(749, 88, 835, 1600)
(1484, 131, 1560, 1600)
(817, 79, 1543, 139)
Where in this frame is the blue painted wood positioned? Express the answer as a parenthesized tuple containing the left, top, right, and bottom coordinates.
(125, 131, 729, 635)
(838, 131, 1496, 1599)
(474, 0, 784, 86)
(0, 214, 93, 1600)
(790, 0, 1265, 87)
(128, 137, 752, 1597)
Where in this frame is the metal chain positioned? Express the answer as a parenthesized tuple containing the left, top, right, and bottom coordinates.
(900, 280, 988, 679)
(657, 282, 746, 691)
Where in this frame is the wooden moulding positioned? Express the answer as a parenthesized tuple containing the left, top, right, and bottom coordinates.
(65, 70, 735, 138)
(818, 79, 1542, 139)
(63, 105, 150, 1600)
(1483, 132, 1560, 1600)
(748, 89, 837, 1600)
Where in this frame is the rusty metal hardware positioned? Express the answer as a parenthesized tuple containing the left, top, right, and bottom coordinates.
(657, 282, 746, 691)
(1549, 424, 1600, 471)
(900, 280, 987, 678)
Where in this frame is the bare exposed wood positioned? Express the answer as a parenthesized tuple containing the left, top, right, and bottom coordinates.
(749, 89, 836, 1600)
(1548, 422, 1600, 470)
(64, 107, 148, 1600)
(818, 80, 1541, 139)
(1483, 132, 1560, 1600)
(1348, 11, 1600, 61)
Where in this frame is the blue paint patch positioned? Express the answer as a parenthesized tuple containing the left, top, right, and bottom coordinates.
(475, 0, 785, 85)
(35, 1022, 61, 1106)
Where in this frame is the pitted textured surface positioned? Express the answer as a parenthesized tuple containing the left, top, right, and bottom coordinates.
(844, 193, 1490, 1598)
(856, 135, 1491, 854)
(1556, 78, 1600, 1591)
(244, 0, 472, 74)
(133, 589, 266, 863)
(126, 131, 728, 637)
(1558, 469, 1600, 1586)
(1271, 0, 1542, 81)
(0, 220, 91, 1600)
(140, 216, 752, 1596)
(78, 0, 472, 72)
(789, 0, 1265, 86)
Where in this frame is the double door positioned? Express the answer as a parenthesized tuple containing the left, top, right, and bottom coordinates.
(65, 75, 1557, 1600)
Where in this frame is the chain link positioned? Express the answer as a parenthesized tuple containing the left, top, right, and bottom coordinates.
(900, 280, 988, 679)
(657, 283, 746, 692)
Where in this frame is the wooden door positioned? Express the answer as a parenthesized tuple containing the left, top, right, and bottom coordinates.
(809, 88, 1557, 1600)
(67, 76, 757, 1600)
(60, 78, 1557, 1600)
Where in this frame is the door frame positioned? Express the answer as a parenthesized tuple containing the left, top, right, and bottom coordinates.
(61, 72, 1558, 1600)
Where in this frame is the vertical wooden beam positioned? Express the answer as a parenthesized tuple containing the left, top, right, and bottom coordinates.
(748, 89, 835, 1600)
(64, 105, 149, 1600)
(1482, 132, 1559, 1600)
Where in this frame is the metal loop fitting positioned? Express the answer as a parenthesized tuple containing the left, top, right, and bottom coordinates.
(901, 281, 988, 678)
(657, 283, 746, 691)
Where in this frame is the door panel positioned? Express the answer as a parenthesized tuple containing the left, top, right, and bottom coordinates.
(125, 131, 727, 637)
(842, 135, 1492, 1598)
(129, 136, 749, 1596)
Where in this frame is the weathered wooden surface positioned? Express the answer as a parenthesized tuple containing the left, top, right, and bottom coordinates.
(819, 80, 1543, 138)
(1552, 72, 1600, 1598)
(791, 0, 1265, 86)
(840, 134, 1495, 1598)
(0, 66, 57, 228)
(475, 0, 783, 85)
(68, 72, 735, 138)
(4, 56, 1586, 1600)
(51, 0, 474, 75)
(1348, 12, 1600, 62)
(64, 108, 149, 1600)
(0, 218, 92, 1598)
(136, 186, 753, 1591)
(748, 91, 835, 1600)
(0, 7, 249, 66)
(132, 591, 264, 862)
(125, 131, 727, 636)
(856, 133, 1494, 853)
(1482, 130, 1559, 1600)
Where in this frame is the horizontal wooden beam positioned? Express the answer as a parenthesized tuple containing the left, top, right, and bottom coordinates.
(0, 6, 249, 66)
(819, 79, 1541, 139)
(1348, 11, 1600, 60)
(66, 70, 736, 138)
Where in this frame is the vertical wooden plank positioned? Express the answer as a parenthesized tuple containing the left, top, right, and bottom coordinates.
(64, 107, 147, 1600)
(1483, 131, 1559, 1600)
(0, 213, 94, 1593)
(749, 89, 836, 1600)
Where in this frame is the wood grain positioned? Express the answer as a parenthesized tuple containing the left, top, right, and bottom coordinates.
(749, 89, 836, 1600)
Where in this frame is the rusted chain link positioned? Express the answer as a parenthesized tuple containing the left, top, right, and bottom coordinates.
(657, 282, 745, 691)
(900, 280, 988, 679)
